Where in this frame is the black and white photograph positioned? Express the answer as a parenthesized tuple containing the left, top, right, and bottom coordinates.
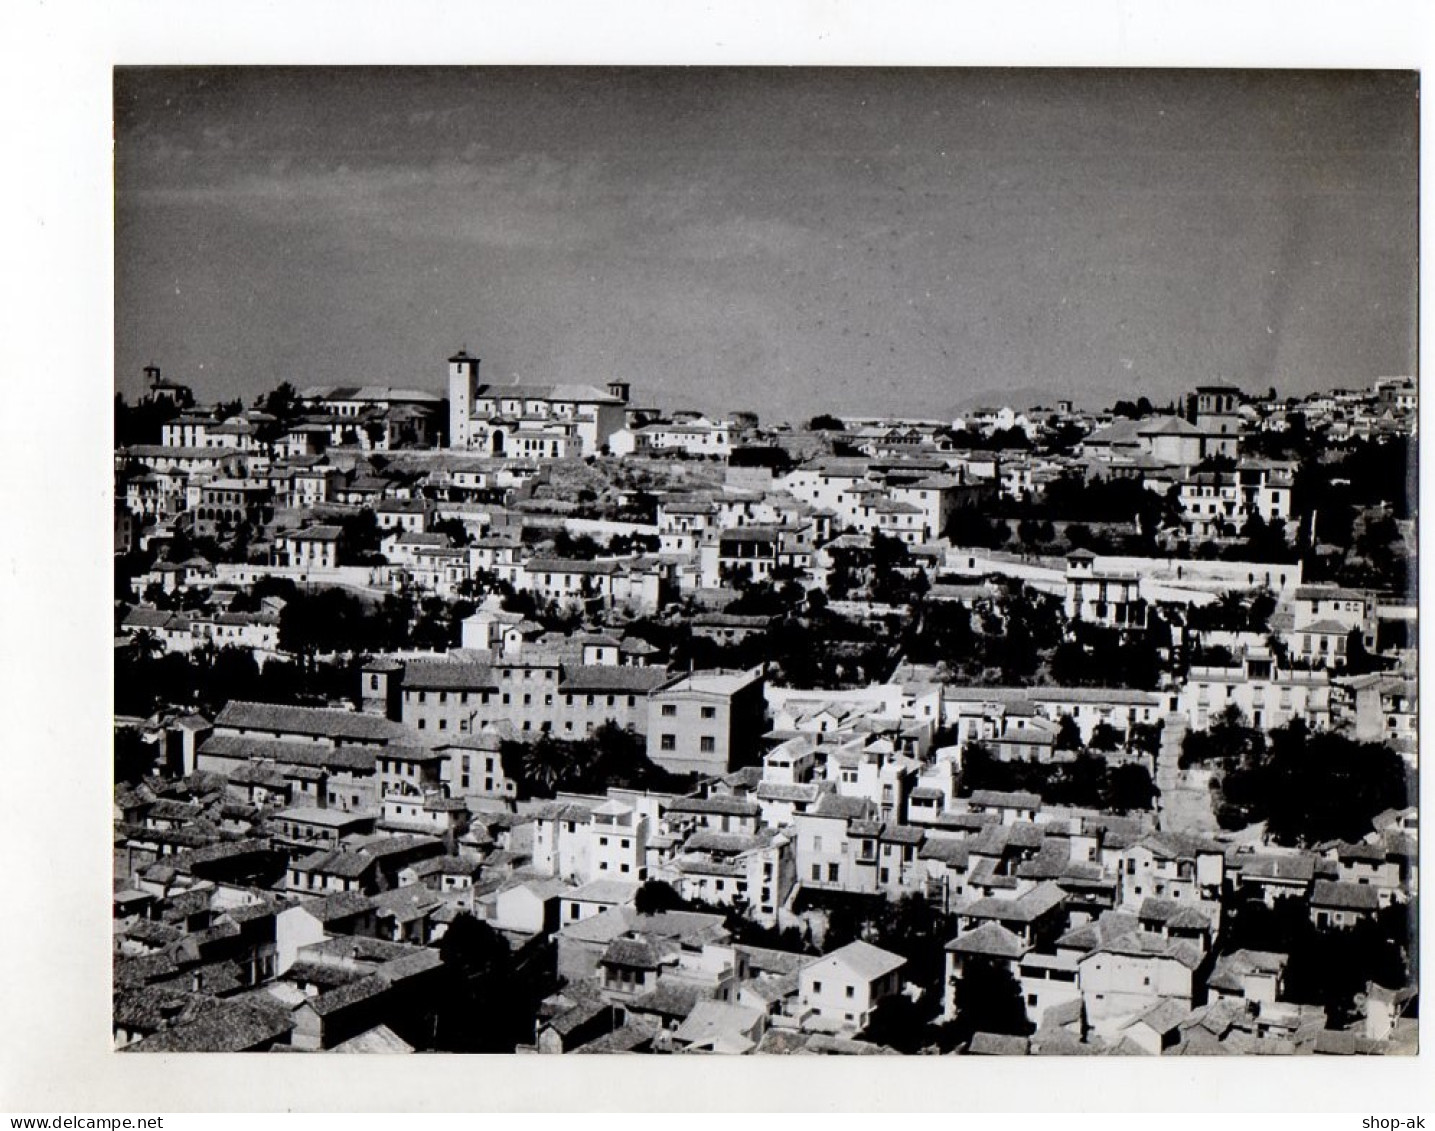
(4, 2, 1433, 1115)
(105, 64, 1419, 1060)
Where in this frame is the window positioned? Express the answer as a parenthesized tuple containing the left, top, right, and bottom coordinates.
(439, 691, 447, 704)
(661, 704, 678, 717)
(811, 865, 821, 881)
(660, 734, 676, 751)
(845, 986, 855, 999)
(828, 863, 840, 882)
(699, 736, 716, 753)
(701, 706, 717, 720)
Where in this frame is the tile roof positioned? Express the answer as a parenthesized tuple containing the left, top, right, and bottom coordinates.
(123, 999, 294, 1053)
(297, 890, 377, 922)
(968, 789, 1042, 810)
(1311, 879, 1381, 911)
(402, 661, 497, 691)
(214, 701, 409, 744)
(199, 734, 376, 774)
(946, 922, 1031, 959)
(814, 939, 906, 981)
(565, 879, 640, 905)
(559, 665, 674, 693)
(667, 795, 761, 818)
(968, 1032, 1030, 1055)
(601, 936, 678, 970)
(332, 1024, 415, 1053)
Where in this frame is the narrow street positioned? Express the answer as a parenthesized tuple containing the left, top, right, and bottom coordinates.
(1155, 712, 1217, 834)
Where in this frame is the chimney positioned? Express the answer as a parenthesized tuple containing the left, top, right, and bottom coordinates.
(191, 970, 205, 993)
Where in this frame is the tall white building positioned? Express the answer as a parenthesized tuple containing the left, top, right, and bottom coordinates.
(447, 349, 629, 457)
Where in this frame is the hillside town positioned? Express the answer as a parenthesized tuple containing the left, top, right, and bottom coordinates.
(111, 355, 1418, 1055)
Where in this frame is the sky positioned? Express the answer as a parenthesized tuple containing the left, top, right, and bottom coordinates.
(114, 67, 1418, 422)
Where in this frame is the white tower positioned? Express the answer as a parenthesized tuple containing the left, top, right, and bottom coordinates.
(448, 349, 480, 449)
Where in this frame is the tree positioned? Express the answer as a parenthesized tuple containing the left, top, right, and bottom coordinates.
(114, 727, 157, 786)
(258, 382, 299, 422)
(1104, 763, 1157, 813)
(1054, 715, 1083, 752)
(1088, 722, 1123, 753)
(945, 955, 1033, 1047)
(634, 880, 688, 915)
(807, 413, 845, 431)
(858, 993, 941, 1054)
(434, 912, 549, 1053)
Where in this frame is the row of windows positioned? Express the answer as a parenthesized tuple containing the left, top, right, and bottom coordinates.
(657, 734, 717, 752)
(660, 703, 718, 719)
(410, 689, 638, 708)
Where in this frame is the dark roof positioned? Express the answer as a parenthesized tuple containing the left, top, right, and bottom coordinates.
(968, 1032, 1030, 1055)
(214, 701, 409, 744)
(559, 665, 673, 694)
(198, 734, 376, 774)
(1311, 879, 1381, 911)
(666, 795, 761, 818)
(123, 999, 294, 1053)
(402, 661, 498, 691)
(601, 936, 674, 970)
(945, 922, 1030, 959)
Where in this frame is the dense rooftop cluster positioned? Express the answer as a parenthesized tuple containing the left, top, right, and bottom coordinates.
(112, 360, 1416, 1054)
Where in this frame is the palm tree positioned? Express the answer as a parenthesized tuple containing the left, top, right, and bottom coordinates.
(130, 628, 164, 663)
(520, 737, 573, 796)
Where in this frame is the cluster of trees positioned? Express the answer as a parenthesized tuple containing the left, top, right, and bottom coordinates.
(114, 726, 159, 785)
(901, 582, 1069, 687)
(115, 391, 190, 448)
(960, 742, 1157, 814)
(792, 889, 1032, 1052)
(497, 723, 694, 800)
(1047, 619, 1166, 691)
(434, 914, 557, 1052)
(942, 511, 1014, 549)
(1027, 472, 1179, 538)
(276, 586, 473, 659)
(115, 640, 360, 719)
(1182, 712, 1414, 845)
(825, 532, 930, 607)
(1183, 589, 1278, 635)
(1219, 893, 1414, 1029)
(633, 880, 813, 954)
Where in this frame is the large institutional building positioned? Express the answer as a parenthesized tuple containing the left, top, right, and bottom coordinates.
(447, 349, 630, 458)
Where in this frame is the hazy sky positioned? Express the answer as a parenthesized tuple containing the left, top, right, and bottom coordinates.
(114, 67, 1418, 422)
